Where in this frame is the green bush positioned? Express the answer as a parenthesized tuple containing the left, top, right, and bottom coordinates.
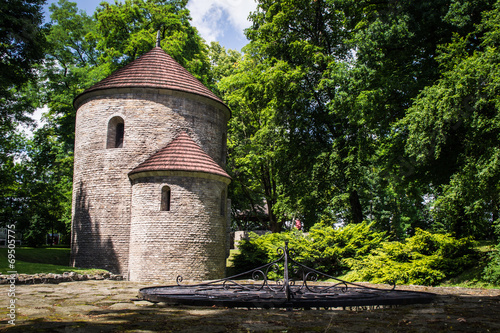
(483, 243, 500, 284)
(232, 224, 478, 286)
(345, 229, 478, 286)
(231, 221, 387, 278)
(299, 220, 387, 276)
(231, 230, 306, 275)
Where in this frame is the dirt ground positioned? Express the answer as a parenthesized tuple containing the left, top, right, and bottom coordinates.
(1, 280, 499, 332)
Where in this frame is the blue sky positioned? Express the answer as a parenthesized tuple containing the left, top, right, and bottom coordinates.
(42, 0, 257, 52)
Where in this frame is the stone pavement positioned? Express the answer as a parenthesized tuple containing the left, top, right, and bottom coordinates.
(0, 280, 499, 332)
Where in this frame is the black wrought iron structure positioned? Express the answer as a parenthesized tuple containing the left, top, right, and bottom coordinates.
(139, 242, 435, 309)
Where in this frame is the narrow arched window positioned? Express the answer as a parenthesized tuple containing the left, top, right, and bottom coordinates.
(220, 189, 226, 216)
(161, 186, 171, 211)
(115, 123, 124, 148)
(107, 116, 124, 148)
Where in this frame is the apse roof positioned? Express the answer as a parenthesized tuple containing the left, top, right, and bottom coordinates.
(76, 47, 225, 106)
(129, 131, 230, 179)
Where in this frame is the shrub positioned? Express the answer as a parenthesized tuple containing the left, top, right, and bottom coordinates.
(483, 243, 500, 284)
(345, 229, 478, 286)
(300, 220, 387, 276)
(231, 221, 387, 278)
(231, 230, 306, 275)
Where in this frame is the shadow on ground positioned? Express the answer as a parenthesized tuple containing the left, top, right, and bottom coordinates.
(0, 281, 499, 332)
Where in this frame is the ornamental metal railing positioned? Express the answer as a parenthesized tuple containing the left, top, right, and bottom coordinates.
(139, 242, 434, 309)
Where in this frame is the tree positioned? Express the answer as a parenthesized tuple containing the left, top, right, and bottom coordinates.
(93, 0, 213, 87)
(0, 133, 29, 229)
(402, 1, 500, 238)
(11, 0, 105, 243)
(0, 0, 47, 125)
(242, 0, 358, 229)
(19, 127, 73, 246)
(11, 0, 218, 244)
(0, 0, 47, 228)
(40, 0, 103, 147)
(240, 0, 497, 237)
(214, 43, 286, 232)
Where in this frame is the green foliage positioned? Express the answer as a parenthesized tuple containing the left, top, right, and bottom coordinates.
(300, 220, 387, 275)
(216, 44, 286, 232)
(231, 233, 269, 272)
(345, 229, 478, 286)
(233, 224, 478, 286)
(3, 0, 103, 243)
(0, 0, 47, 124)
(243, 0, 358, 227)
(483, 243, 500, 284)
(399, 1, 500, 238)
(93, 0, 212, 87)
(0, 0, 48, 228)
(15, 126, 74, 245)
(224, 0, 500, 238)
(231, 231, 306, 274)
(23, 214, 48, 247)
(232, 221, 386, 277)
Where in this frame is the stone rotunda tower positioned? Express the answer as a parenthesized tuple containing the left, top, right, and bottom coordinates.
(71, 46, 231, 281)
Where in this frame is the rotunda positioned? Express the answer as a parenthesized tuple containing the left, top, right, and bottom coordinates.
(71, 46, 231, 281)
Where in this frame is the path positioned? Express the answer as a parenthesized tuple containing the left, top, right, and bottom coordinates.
(1, 280, 499, 332)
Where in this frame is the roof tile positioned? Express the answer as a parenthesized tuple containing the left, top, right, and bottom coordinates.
(80, 47, 225, 106)
(129, 131, 230, 179)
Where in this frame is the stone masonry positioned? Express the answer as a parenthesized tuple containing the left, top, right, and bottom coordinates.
(71, 47, 231, 281)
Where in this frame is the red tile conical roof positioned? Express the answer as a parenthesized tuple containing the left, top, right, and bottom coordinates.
(129, 131, 230, 179)
(77, 47, 225, 106)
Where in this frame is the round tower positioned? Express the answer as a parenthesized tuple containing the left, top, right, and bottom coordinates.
(71, 47, 231, 280)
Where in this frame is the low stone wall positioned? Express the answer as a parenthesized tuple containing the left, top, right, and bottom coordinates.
(0, 271, 124, 285)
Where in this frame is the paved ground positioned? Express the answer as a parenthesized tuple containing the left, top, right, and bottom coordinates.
(1, 280, 499, 332)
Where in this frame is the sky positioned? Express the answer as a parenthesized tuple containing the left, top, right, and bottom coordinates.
(42, 0, 258, 52)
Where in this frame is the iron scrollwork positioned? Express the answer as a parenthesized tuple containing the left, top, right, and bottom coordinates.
(140, 242, 433, 309)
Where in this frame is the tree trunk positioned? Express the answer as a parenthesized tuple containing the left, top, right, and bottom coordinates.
(349, 190, 363, 224)
(261, 161, 282, 232)
(267, 199, 282, 233)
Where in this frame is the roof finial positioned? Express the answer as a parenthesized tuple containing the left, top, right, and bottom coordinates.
(156, 30, 161, 48)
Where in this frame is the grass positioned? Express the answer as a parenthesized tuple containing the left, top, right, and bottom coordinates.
(2, 247, 240, 276)
(440, 240, 499, 289)
(226, 249, 240, 277)
(226, 249, 240, 267)
(0, 247, 108, 275)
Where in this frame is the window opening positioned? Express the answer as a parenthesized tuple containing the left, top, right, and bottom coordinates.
(107, 116, 124, 149)
(115, 123, 124, 148)
(161, 186, 171, 211)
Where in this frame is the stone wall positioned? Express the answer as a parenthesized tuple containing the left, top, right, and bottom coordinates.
(0, 272, 124, 285)
(71, 88, 230, 277)
(128, 174, 229, 281)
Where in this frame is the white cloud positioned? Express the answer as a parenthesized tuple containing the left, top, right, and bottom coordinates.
(187, 0, 257, 44)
